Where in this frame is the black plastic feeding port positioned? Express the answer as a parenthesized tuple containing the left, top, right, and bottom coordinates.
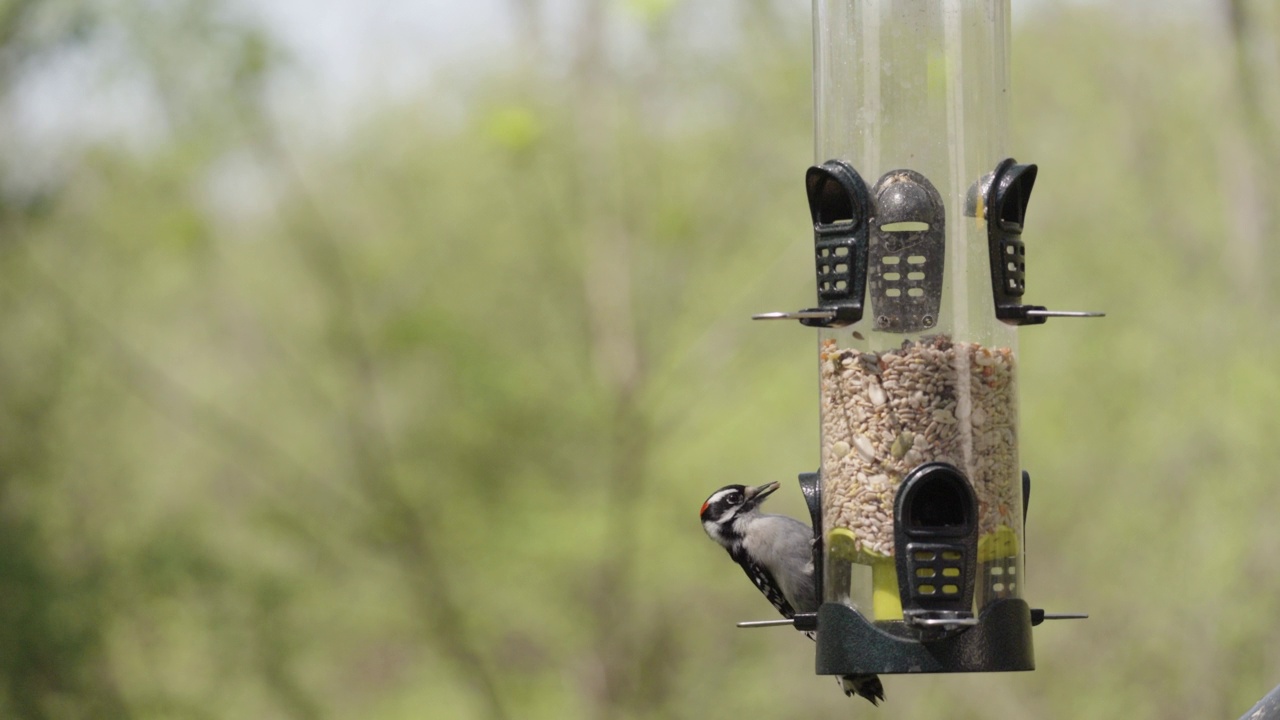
(983, 158, 1043, 325)
(868, 170, 945, 333)
(964, 157, 1105, 325)
(893, 463, 978, 633)
(799, 160, 872, 328)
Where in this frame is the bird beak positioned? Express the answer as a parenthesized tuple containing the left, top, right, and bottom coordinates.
(744, 481, 780, 509)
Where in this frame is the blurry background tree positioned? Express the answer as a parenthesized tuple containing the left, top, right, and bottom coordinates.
(0, 0, 1278, 719)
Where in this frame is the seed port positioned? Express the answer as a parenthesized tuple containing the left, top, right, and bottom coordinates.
(916, 568, 936, 578)
(884, 272, 901, 281)
(802, 160, 876, 326)
(907, 288, 924, 297)
(913, 550, 937, 562)
(942, 567, 960, 578)
(918, 584, 936, 595)
(941, 584, 959, 595)
(905, 477, 969, 531)
(907, 271, 925, 280)
(866, 169, 944, 333)
(983, 159, 1068, 325)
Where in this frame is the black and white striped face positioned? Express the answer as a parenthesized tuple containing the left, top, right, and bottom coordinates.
(700, 482, 779, 547)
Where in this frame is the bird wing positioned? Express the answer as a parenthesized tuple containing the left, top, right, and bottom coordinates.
(730, 549, 797, 619)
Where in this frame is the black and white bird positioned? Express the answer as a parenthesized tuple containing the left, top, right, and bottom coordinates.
(700, 481, 885, 706)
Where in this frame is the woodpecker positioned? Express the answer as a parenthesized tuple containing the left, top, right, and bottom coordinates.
(700, 481, 885, 706)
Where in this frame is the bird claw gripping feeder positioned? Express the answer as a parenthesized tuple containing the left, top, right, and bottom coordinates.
(752, 0, 1098, 677)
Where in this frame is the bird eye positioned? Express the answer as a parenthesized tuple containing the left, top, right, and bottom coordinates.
(729, 492, 742, 503)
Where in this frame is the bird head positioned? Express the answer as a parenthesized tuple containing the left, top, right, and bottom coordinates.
(700, 481, 780, 547)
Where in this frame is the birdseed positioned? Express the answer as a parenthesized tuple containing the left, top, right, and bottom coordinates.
(819, 334, 1021, 560)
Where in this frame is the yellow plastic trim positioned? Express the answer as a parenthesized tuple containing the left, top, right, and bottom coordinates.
(872, 560, 902, 620)
(977, 525, 1020, 561)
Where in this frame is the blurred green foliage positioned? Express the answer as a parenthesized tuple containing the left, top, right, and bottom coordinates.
(2, 1, 1280, 719)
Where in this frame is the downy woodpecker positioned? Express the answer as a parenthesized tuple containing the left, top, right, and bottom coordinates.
(700, 481, 885, 706)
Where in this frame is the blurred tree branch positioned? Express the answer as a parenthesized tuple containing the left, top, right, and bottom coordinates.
(218, 36, 516, 720)
(568, 3, 661, 718)
(1220, 0, 1280, 302)
(0, 235, 131, 718)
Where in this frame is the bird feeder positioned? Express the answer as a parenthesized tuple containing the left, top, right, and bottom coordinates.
(756, 0, 1097, 675)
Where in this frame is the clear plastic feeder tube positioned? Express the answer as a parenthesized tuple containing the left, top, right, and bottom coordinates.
(813, 0, 1023, 621)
